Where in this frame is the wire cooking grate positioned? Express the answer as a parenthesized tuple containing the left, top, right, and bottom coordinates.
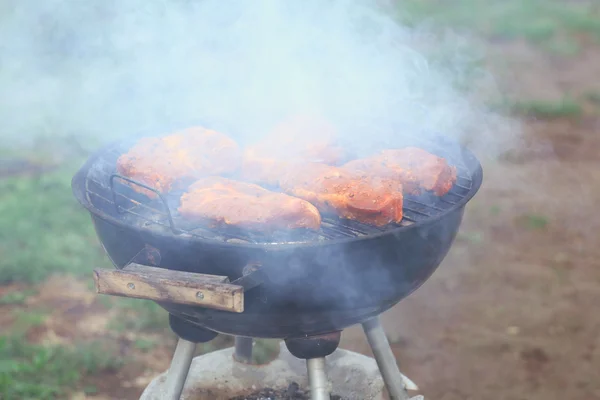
(83, 140, 473, 244)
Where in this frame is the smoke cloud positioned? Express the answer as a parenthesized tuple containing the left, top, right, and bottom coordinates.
(0, 0, 521, 159)
(0, 0, 535, 317)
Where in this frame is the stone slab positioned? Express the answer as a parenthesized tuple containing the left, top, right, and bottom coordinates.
(140, 342, 385, 400)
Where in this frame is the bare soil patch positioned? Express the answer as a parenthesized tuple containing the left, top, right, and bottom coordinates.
(341, 43, 600, 400)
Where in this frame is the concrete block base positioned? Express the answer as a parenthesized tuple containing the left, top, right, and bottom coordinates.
(140, 342, 385, 400)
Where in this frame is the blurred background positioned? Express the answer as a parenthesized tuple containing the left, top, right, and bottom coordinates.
(1, 0, 599, 399)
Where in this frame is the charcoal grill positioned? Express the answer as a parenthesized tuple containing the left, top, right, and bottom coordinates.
(72, 130, 482, 400)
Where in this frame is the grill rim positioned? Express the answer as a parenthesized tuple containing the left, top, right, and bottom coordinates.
(72, 139, 483, 251)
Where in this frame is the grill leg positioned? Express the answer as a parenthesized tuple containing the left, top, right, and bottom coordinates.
(164, 338, 196, 400)
(362, 316, 410, 400)
(306, 357, 330, 400)
(284, 332, 339, 400)
(234, 336, 253, 363)
(164, 315, 219, 399)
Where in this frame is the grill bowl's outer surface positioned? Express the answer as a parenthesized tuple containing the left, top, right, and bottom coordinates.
(73, 137, 482, 338)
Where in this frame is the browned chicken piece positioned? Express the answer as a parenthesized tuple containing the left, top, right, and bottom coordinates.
(279, 163, 403, 226)
(178, 177, 322, 232)
(116, 127, 241, 198)
(241, 115, 345, 186)
(343, 147, 457, 196)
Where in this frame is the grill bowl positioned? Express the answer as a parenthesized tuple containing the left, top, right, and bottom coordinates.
(73, 133, 482, 338)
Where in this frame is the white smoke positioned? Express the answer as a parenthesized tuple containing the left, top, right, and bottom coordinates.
(0, 0, 521, 159)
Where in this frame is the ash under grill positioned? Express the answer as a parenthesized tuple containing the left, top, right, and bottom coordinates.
(83, 139, 474, 245)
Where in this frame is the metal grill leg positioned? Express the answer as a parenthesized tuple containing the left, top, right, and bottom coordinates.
(164, 338, 196, 400)
(362, 316, 410, 400)
(234, 336, 253, 363)
(306, 357, 330, 400)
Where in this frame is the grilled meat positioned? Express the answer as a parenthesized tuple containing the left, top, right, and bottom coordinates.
(241, 148, 290, 188)
(279, 163, 403, 226)
(241, 115, 345, 186)
(178, 177, 322, 232)
(116, 127, 241, 198)
(343, 147, 457, 196)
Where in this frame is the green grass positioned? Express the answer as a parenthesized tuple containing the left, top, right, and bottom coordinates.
(11, 309, 49, 334)
(456, 230, 484, 244)
(512, 99, 582, 118)
(0, 162, 110, 284)
(196, 335, 234, 356)
(540, 36, 581, 57)
(0, 290, 36, 305)
(0, 336, 122, 400)
(493, 98, 583, 119)
(519, 214, 549, 230)
(107, 298, 169, 332)
(198, 338, 280, 365)
(0, 137, 130, 399)
(133, 338, 156, 352)
(585, 91, 600, 105)
(251, 339, 281, 365)
(397, 0, 600, 53)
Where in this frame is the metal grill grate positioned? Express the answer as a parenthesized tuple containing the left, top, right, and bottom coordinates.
(83, 140, 474, 244)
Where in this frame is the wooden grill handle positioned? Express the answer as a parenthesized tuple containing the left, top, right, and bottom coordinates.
(93, 263, 244, 313)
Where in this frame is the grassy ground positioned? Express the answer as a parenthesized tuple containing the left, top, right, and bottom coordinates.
(398, 0, 600, 55)
(1, 0, 599, 399)
(0, 152, 137, 398)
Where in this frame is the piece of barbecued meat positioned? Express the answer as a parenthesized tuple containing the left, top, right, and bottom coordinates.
(279, 163, 403, 226)
(343, 147, 457, 196)
(116, 126, 241, 198)
(241, 149, 290, 188)
(241, 115, 345, 187)
(178, 177, 322, 232)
